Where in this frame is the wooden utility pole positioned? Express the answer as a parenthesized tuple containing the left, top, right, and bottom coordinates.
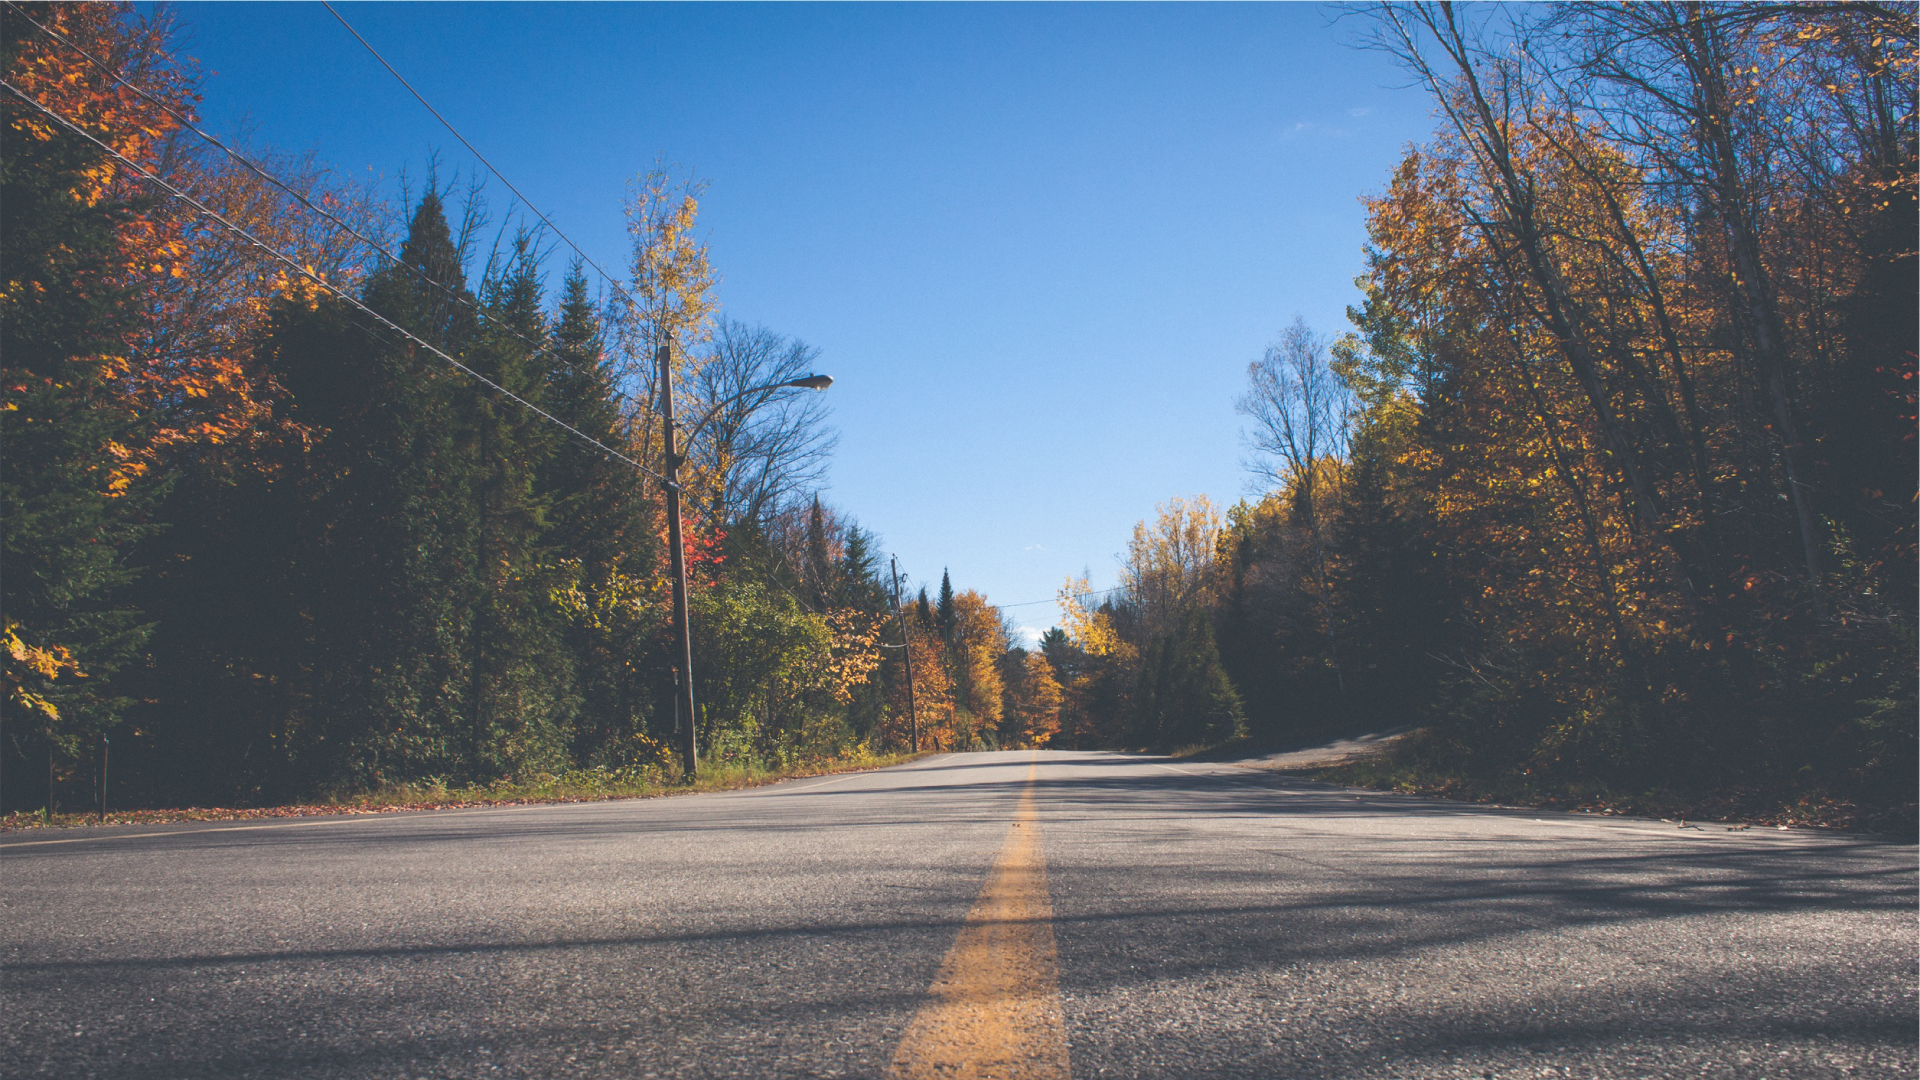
(660, 344, 698, 780)
(891, 556, 919, 753)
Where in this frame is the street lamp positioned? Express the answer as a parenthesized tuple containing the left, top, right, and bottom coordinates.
(678, 373, 833, 451)
(655, 344, 832, 780)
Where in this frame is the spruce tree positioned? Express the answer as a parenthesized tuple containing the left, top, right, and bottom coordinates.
(1130, 609, 1245, 750)
(537, 261, 656, 766)
(466, 232, 572, 777)
(541, 262, 648, 578)
(805, 497, 835, 608)
(936, 571, 956, 640)
(272, 186, 480, 786)
(838, 525, 885, 611)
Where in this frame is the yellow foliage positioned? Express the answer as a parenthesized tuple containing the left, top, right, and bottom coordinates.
(549, 560, 667, 633)
(625, 167, 719, 365)
(948, 591, 1007, 729)
(1003, 651, 1063, 749)
(822, 608, 886, 706)
(4, 618, 84, 724)
(1058, 574, 1129, 662)
(1122, 495, 1223, 638)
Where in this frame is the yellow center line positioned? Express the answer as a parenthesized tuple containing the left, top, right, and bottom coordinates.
(889, 752, 1069, 1080)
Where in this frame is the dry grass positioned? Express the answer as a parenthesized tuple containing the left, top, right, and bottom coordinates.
(1315, 753, 1917, 838)
(1, 749, 938, 833)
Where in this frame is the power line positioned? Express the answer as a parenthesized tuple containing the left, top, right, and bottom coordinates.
(0, 76, 675, 493)
(283, 8, 924, 730)
(320, 6, 884, 593)
(3, 0, 611, 392)
(997, 586, 1125, 611)
(320, 1, 775, 538)
(17, 0, 787, 545)
(321, 1, 643, 318)
(5, 52, 830, 620)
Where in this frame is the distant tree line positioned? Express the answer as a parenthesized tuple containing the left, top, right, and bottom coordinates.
(1050, 3, 1914, 819)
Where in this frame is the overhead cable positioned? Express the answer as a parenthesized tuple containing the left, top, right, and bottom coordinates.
(320, 3, 873, 592)
(321, 1, 643, 317)
(997, 586, 1126, 611)
(0, 76, 674, 492)
(3, 0, 609, 390)
(6, 54, 849, 623)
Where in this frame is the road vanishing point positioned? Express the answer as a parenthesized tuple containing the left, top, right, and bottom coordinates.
(4, 750, 1915, 1079)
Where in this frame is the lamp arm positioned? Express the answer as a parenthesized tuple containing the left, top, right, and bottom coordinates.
(678, 376, 831, 452)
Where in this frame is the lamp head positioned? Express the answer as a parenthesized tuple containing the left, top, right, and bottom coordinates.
(787, 374, 834, 390)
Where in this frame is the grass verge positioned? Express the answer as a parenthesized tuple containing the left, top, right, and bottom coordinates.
(1312, 751, 1917, 838)
(0, 748, 940, 833)
(1167, 737, 1256, 760)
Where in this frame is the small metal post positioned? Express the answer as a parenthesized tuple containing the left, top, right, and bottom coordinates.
(98, 735, 109, 824)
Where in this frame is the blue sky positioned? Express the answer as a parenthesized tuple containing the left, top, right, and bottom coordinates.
(174, 2, 1433, 642)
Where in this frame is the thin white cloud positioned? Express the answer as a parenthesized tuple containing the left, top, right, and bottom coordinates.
(1278, 119, 1353, 143)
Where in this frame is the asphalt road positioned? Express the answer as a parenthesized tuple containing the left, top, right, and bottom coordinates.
(4, 750, 1914, 1079)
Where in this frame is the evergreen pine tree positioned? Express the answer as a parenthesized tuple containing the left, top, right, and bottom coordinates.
(273, 185, 481, 786)
(805, 496, 835, 608)
(936, 570, 956, 640)
(838, 525, 885, 611)
(1130, 609, 1244, 749)
(537, 261, 656, 766)
(466, 232, 573, 776)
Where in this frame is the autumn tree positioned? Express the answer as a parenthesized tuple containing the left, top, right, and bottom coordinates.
(1290, 0, 1920, 811)
(1056, 575, 1135, 748)
(1121, 496, 1225, 638)
(889, 598, 957, 751)
(618, 166, 718, 485)
(947, 590, 1008, 746)
(1050, 499, 1246, 750)
(2, 3, 198, 808)
(1038, 628, 1087, 748)
(1000, 649, 1064, 749)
